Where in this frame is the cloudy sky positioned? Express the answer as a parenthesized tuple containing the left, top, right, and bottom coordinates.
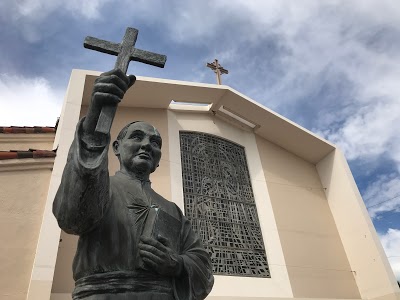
(1, 0, 399, 281)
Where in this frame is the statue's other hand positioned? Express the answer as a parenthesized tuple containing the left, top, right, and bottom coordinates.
(84, 69, 136, 134)
(139, 235, 183, 277)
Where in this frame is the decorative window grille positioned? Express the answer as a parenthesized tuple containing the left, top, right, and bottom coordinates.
(180, 131, 270, 277)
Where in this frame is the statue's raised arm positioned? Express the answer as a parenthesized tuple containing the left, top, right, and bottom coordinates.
(53, 27, 213, 300)
(53, 69, 135, 235)
(83, 69, 136, 137)
(53, 70, 214, 299)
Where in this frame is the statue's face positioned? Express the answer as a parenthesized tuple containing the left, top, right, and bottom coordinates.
(114, 122, 162, 176)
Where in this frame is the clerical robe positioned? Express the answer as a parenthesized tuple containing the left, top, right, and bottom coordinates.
(53, 120, 214, 300)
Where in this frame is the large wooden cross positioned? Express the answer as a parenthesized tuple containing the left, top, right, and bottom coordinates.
(206, 59, 228, 85)
(84, 27, 167, 134)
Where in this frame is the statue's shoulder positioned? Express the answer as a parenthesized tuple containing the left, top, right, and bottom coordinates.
(108, 172, 137, 188)
(151, 190, 175, 207)
(150, 191, 183, 220)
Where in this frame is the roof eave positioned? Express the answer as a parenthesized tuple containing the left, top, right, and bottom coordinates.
(79, 70, 335, 164)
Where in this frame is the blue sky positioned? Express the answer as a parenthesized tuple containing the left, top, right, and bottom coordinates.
(1, 0, 399, 280)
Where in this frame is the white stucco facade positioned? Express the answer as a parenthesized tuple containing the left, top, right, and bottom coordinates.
(2, 69, 396, 300)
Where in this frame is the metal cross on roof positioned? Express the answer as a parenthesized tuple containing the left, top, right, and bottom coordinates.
(206, 59, 228, 85)
(84, 27, 167, 134)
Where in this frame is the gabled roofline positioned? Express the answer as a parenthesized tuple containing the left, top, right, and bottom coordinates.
(77, 69, 335, 163)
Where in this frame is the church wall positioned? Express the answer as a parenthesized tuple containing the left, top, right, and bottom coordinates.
(167, 110, 294, 299)
(27, 69, 399, 300)
(317, 149, 400, 300)
(0, 166, 52, 300)
(255, 136, 361, 299)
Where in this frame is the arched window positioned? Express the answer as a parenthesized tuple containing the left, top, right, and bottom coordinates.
(180, 131, 270, 277)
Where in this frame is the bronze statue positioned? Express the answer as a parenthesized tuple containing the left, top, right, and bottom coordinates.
(53, 69, 214, 299)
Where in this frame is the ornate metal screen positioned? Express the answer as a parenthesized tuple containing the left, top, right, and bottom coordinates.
(180, 131, 270, 277)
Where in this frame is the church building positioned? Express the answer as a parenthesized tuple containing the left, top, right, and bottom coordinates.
(1, 69, 399, 300)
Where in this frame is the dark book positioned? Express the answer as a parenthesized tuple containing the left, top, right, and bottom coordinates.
(138, 206, 181, 269)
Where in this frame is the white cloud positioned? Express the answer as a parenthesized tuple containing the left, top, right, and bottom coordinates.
(238, 1, 400, 170)
(379, 229, 400, 281)
(1, 0, 111, 42)
(127, 1, 400, 140)
(325, 99, 400, 162)
(2, 0, 400, 172)
(0, 74, 62, 126)
(2, 0, 398, 161)
(67, 0, 109, 19)
(14, 0, 109, 20)
(11, 0, 396, 170)
(363, 174, 400, 219)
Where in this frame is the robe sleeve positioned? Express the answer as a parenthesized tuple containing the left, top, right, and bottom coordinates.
(173, 213, 214, 300)
(53, 118, 111, 235)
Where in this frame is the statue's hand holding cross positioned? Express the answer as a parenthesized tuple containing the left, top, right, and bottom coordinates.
(83, 27, 167, 135)
(82, 69, 136, 139)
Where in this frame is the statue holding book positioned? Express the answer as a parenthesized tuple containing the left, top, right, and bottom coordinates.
(53, 68, 214, 299)
(53, 27, 213, 300)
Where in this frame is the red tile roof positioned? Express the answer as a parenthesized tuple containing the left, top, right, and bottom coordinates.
(0, 124, 58, 160)
(0, 126, 56, 134)
(0, 149, 56, 160)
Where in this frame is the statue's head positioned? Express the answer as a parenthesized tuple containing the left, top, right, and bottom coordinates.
(112, 121, 162, 178)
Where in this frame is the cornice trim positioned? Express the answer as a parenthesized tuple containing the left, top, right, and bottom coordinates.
(0, 158, 55, 172)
